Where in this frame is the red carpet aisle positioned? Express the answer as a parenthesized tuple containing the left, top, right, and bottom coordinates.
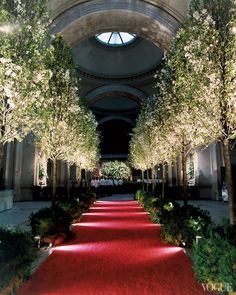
(17, 201, 213, 295)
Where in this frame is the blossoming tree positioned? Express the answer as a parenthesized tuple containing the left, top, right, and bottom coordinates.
(0, 0, 50, 188)
(101, 161, 131, 180)
(167, 0, 236, 223)
(130, 0, 236, 223)
(129, 94, 177, 194)
(34, 36, 100, 207)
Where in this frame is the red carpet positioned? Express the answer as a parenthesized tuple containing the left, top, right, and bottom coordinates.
(17, 201, 213, 295)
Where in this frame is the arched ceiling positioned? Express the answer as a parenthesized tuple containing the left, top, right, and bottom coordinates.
(84, 84, 145, 116)
(93, 97, 138, 111)
(47, 0, 190, 158)
(49, 0, 189, 21)
(49, 0, 188, 49)
(72, 37, 163, 79)
(84, 85, 147, 106)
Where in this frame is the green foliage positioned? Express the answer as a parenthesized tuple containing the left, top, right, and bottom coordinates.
(160, 205, 212, 247)
(163, 202, 174, 211)
(30, 191, 96, 238)
(149, 208, 160, 224)
(34, 34, 100, 173)
(0, 226, 36, 264)
(161, 220, 184, 246)
(0, 272, 25, 295)
(47, 35, 78, 94)
(101, 161, 130, 180)
(129, 0, 236, 225)
(57, 198, 84, 222)
(143, 195, 157, 211)
(153, 200, 181, 224)
(135, 189, 156, 211)
(187, 160, 194, 180)
(0, 0, 50, 63)
(139, 196, 211, 247)
(214, 220, 236, 247)
(0, 0, 51, 145)
(29, 206, 72, 237)
(38, 162, 45, 179)
(0, 4, 10, 23)
(78, 190, 97, 209)
(135, 189, 144, 200)
(192, 231, 236, 292)
(0, 226, 37, 293)
(45, 35, 79, 115)
(0, 1, 100, 176)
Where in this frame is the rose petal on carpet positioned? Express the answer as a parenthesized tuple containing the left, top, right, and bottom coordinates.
(16, 200, 214, 295)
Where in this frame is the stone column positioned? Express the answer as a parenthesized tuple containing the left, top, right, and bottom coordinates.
(21, 137, 38, 200)
(177, 155, 182, 186)
(62, 161, 67, 186)
(209, 143, 221, 200)
(197, 143, 220, 200)
(4, 142, 14, 188)
(70, 164, 78, 185)
(167, 161, 173, 187)
(58, 160, 66, 186)
(14, 141, 23, 201)
(193, 151, 199, 185)
(172, 159, 178, 186)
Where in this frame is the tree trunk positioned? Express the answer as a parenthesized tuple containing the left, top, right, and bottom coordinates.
(52, 159, 57, 210)
(67, 163, 70, 199)
(181, 144, 188, 207)
(161, 162, 165, 200)
(0, 142, 4, 189)
(223, 138, 235, 225)
(141, 170, 144, 191)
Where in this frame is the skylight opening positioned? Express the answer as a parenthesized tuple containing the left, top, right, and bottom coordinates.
(95, 32, 137, 46)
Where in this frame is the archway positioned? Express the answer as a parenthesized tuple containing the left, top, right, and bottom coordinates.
(48, 0, 186, 160)
(49, 0, 187, 50)
(98, 119, 134, 158)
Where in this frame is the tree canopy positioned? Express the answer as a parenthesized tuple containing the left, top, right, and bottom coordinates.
(129, 0, 236, 223)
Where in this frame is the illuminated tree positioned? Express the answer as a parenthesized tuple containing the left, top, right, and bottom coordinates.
(66, 105, 100, 191)
(129, 93, 178, 194)
(34, 35, 77, 205)
(165, 0, 236, 223)
(0, 0, 50, 188)
(135, 0, 236, 222)
(101, 161, 131, 180)
(35, 36, 100, 205)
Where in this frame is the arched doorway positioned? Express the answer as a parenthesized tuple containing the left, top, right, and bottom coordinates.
(98, 119, 134, 159)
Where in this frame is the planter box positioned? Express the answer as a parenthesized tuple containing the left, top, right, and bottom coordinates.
(0, 189, 13, 212)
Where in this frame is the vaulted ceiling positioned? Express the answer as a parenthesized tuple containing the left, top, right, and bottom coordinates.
(48, 0, 190, 159)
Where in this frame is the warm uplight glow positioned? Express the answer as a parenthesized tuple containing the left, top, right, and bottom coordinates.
(92, 207, 141, 212)
(54, 245, 81, 252)
(54, 243, 105, 252)
(74, 221, 158, 229)
(83, 212, 148, 216)
(96, 200, 137, 205)
(0, 23, 19, 34)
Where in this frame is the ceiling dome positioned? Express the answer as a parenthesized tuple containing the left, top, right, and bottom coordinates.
(72, 35, 163, 79)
